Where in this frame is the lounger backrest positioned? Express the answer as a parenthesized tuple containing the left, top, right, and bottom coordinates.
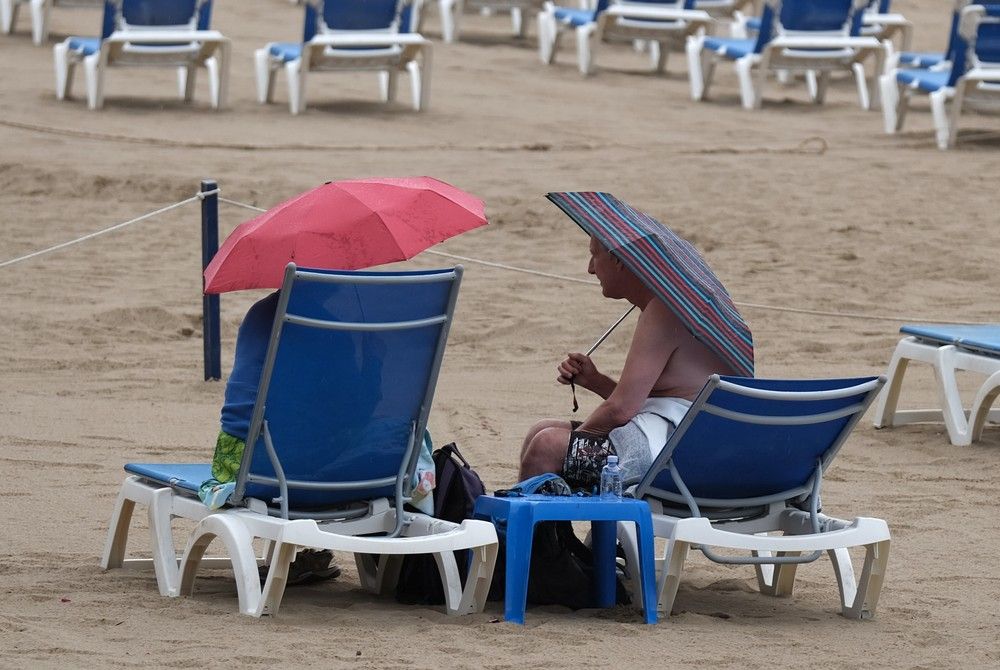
(100, 0, 210, 39)
(754, 0, 865, 53)
(303, 0, 407, 42)
(635, 375, 884, 509)
(233, 264, 461, 514)
(951, 3, 1000, 82)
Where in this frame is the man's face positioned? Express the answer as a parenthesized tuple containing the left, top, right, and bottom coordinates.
(587, 237, 622, 298)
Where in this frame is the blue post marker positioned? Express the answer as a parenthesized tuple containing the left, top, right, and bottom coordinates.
(201, 179, 221, 381)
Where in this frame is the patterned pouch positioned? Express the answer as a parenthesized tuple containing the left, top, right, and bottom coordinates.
(563, 430, 615, 493)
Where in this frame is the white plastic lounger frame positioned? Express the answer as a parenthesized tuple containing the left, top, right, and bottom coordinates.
(52, 1, 231, 110)
(101, 265, 498, 618)
(687, 0, 886, 110)
(619, 375, 891, 619)
(873, 335, 1000, 445)
(1, 0, 104, 46)
(438, 0, 540, 43)
(879, 3, 1000, 150)
(255, 0, 432, 114)
(538, 0, 712, 76)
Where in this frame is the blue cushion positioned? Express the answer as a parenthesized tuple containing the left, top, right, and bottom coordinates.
(269, 42, 302, 62)
(898, 51, 945, 69)
(900, 324, 1000, 356)
(896, 68, 950, 92)
(125, 463, 211, 493)
(553, 7, 595, 27)
(67, 37, 100, 56)
(703, 37, 755, 59)
(744, 16, 762, 32)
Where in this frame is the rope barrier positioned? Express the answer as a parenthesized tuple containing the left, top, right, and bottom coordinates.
(0, 190, 990, 326)
(0, 195, 201, 269)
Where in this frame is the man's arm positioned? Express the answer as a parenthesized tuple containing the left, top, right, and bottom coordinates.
(577, 301, 679, 435)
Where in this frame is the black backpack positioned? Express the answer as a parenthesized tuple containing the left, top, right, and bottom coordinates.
(395, 443, 486, 605)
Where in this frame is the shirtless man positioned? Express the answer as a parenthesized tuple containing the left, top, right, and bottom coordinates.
(519, 236, 738, 489)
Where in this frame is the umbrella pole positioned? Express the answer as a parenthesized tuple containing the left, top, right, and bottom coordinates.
(570, 304, 637, 412)
(585, 305, 637, 356)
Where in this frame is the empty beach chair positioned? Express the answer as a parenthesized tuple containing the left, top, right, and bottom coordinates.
(538, 0, 712, 76)
(880, 3, 1000, 149)
(687, 0, 886, 109)
(255, 0, 432, 113)
(52, 0, 230, 110)
(873, 324, 1000, 445)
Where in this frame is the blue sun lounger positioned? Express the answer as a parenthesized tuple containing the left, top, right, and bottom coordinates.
(101, 264, 498, 617)
(873, 324, 1000, 445)
(52, 0, 231, 109)
(619, 374, 891, 619)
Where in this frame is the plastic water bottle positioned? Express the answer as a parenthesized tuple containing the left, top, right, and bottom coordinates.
(600, 455, 623, 500)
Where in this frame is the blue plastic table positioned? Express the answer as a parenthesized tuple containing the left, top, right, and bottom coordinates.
(473, 494, 658, 624)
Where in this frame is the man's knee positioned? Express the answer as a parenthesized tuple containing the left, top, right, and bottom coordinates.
(520, 426, 568, 476)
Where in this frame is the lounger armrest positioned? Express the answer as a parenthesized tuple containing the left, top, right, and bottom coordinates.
(769, 35, 882, 50)
(863, 13, 911, 27)
(603, 7, 711, 23)
(308, 33, 431, 48)
(105, 29, 228, 44)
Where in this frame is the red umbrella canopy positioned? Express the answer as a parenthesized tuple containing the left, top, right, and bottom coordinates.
(203, 177, 487, 294)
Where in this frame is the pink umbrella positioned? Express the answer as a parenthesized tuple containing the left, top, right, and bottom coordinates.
(203, 177, 487, 294)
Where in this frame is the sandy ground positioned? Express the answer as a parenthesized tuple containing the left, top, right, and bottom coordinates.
(1, 1, 999, 668)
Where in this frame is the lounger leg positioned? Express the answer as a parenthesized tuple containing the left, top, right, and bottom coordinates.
(144, 487, 182, 596)
(878, 71, 900, 133)
(839, 540, 890, 619)
(872, 343, 911, 428)
(414, 47, 430, 111)
(380, 70, 396, 103)
(457, 542, 499, 615)
(213, 40, 230, 109)
(100, 484, 138, 571)
(929, 87, 953, 151)
(53, 41, 73, 100)
(406, 60, 422, 111)
(29, 0, 46, 45)
(754, 551, 799, 597)
(433, 550, 466, 614)
(814, 71, 832, 105)
(85, 49, 108, 110)
(0, 0, 15, 35)
(685, 35, 706, 100)
(944, 80, 966, 150)
(538, 11, 558, 64)
(657, 539, 689, 615)
(576, 24, 595, 76)
(511, 7, 525, 38)
(933, 346, 973, 445)
(650, 41, 666, 74)
(205, 57, 220, 109)
(179, 514, 266, 617)
(439, 0, 456, 43)
(617, 522, 642, 599)
(254, 48, 276, 104)
(180, 66, 196, 102)
(258, 542, 297, 617)
(851, 62, 870, 110)
(735, 55, 756, 109)
(355, 554, 403, 595)
(970, 370, 1000, 442)
(285, 60, 305, 114)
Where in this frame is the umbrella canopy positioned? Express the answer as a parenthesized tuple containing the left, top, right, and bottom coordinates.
(547, 191, 754, 377)
(203, 177, 487, 294)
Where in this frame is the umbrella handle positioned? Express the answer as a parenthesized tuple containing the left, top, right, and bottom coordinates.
(569, 305, 636, 412)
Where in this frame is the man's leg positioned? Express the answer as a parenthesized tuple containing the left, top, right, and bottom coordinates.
(519, 422, 572, 480)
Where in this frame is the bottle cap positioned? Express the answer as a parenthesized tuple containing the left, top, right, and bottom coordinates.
(607, 455, 618, 465)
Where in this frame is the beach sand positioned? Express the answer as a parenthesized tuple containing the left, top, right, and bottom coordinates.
(1, 1, 999, 667)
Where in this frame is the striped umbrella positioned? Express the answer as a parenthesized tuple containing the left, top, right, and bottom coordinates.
(547, 191, 754, 377)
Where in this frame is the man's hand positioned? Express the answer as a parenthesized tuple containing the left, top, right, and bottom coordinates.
(557, 352, 601, 391)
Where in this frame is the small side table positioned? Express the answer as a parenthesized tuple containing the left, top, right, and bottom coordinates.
(473, 494, 658, 624)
